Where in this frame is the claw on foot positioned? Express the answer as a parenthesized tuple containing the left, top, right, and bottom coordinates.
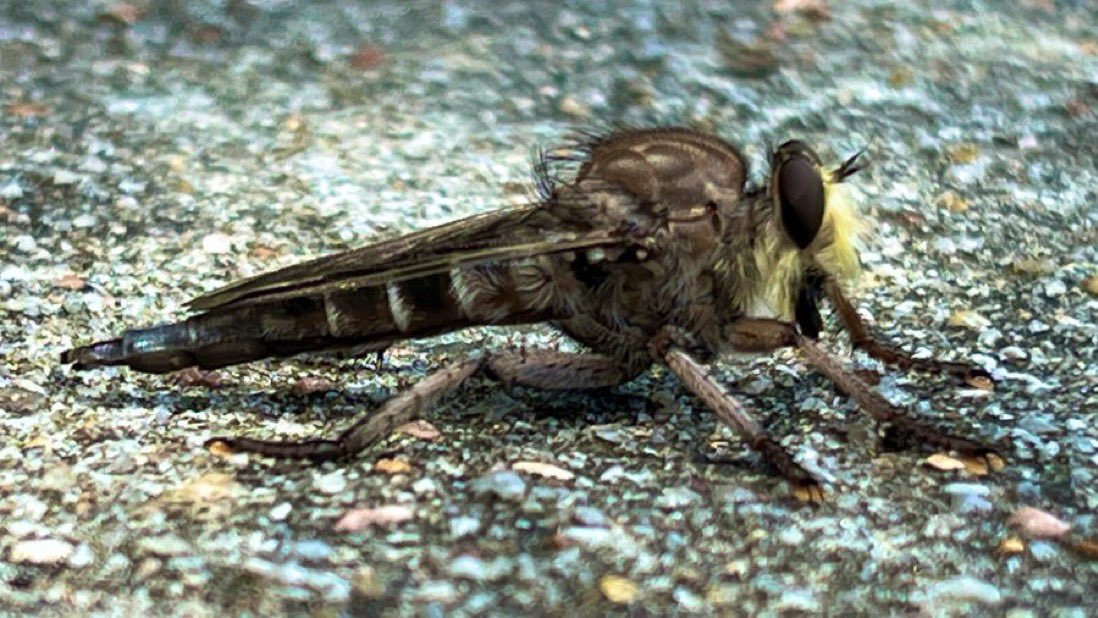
(648, 325, 713, 362)
(205, 438, 236, 457)
(923, 450, 1006, 476)
(962, 368, 995, 391)
(792, 481, 826, 504)
(959, 451, 1006, 476)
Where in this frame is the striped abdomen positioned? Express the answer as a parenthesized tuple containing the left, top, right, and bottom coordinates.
(62, 260, 565, 373)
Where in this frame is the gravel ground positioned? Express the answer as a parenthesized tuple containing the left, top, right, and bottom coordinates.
(2, 1, 1096, 615)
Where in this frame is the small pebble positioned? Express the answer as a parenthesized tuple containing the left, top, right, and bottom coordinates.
(68, 543, 95, 568)
(449, 515, 481, 538)
(573, 506, 608, 527)
(334, 505, 414, 532)
(655, 486, 702, 509)
(201, 232, 233, 254)
(139, 535, 192, 557)
(412, 477, 437, 495)
(1044, 279, 1067, 296)
(777, 526, 806, 546)
(270, 502, 292, 521)
(313, 470, 347, 495)
(448, 555, 489, 581)
(471, 470, 527, 502)
(923, 576, 1002, 607)
(0, 180, 23, 199)
(294, 540, 333, 562)
(10, 539, 74, 565)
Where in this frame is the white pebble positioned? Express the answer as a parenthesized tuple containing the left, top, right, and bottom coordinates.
(778, 526, 805, 546)
(52, 169, 82, 185)
(270, 502, 292, 521)
(69, 543, 95, 568)
(0, 180, 23, 199)
(449, 515, 481, 538)
(201, 232, 233, 255)
(13, 234, 37, 252)
(1043, 279, 1066, 297)
(313, 470, 347, 495)
(412, 477, 437, 495)
(10, 539, 74, 565)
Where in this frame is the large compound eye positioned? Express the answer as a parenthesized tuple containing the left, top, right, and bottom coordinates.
(776, 156, 825, 249)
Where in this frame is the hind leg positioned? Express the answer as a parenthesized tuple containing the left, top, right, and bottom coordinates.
(206, 351, 638, 461)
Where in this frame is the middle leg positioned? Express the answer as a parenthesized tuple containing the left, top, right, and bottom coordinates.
(661, 343, 826, 502)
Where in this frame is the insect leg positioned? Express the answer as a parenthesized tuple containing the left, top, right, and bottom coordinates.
(484, 350, 642, 389)
(826, 280, 991, 383)
(205, 351, 637, 461)
(795, 334, 1003, 467)
(661, 345, 825, 503)
(205, 357, 485, 461)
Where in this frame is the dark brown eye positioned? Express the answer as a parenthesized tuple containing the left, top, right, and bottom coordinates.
(777, 157, 825, 249)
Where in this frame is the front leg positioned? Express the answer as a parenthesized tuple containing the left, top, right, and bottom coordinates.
(718, 318, 1002, 474)
(795, 334, 1004, 469)
(826, 280, 991, 384)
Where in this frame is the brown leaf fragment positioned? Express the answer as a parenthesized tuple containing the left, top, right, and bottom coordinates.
(250, 244, 282, 261)
(395, 420, 440, 441)
(1008, 506, 1070, 539)
(4, 102, 50, 119)
(374, 458, 412, 474)
(1083, 275, 1098, 297)
(599, 574, 640, 604)
(334, 505, 414, 532)
(923, 453, 966, 471)
(513, 461, 575, 481)
(998, 536, 1025, 555)
(292, 376, 335, 396)
(53, 273, 86, 290)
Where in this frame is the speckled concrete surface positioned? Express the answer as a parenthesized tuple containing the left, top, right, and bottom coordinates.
(1, 1, 1096, 615)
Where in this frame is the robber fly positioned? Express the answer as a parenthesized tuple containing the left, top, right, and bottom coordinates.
(63, 127, 1002, 501)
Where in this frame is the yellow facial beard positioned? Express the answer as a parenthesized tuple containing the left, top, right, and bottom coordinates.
(745, 176, 864, 320)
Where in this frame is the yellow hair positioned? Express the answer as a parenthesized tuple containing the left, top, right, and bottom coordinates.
(745, 173, 864, 319)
